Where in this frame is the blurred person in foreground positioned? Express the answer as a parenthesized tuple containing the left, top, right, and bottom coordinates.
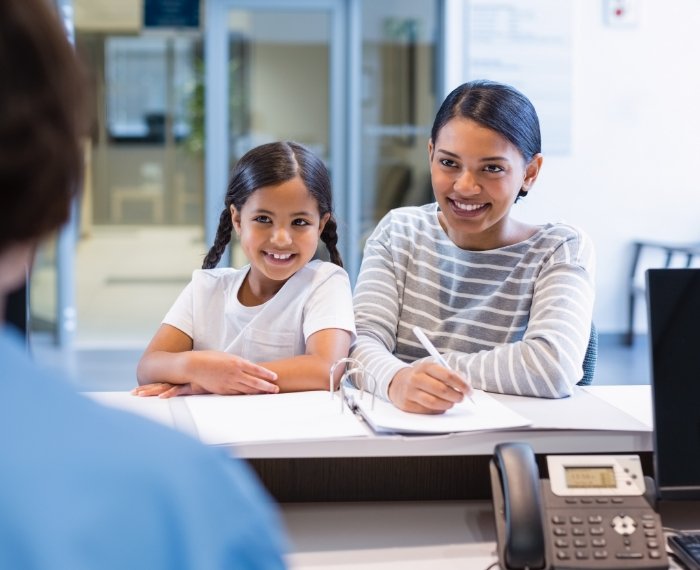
(0, 1, 287, 568)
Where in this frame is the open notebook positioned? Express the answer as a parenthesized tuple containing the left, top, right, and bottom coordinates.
(344, 387, 531, 435)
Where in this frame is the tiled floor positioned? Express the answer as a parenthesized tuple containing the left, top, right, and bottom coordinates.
(32, 333, 651, 392)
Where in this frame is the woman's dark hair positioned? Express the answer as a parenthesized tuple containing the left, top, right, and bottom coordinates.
(202, 141, 342, 269)
(0, 0, 87, 252)
(430, 79, 541, 199)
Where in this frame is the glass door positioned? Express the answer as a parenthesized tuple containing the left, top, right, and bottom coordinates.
(205, 0, 346, 266)
(356, 1, 442, 267)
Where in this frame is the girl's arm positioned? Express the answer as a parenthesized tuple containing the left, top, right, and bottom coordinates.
(258, 327, 353, 392)
(135, 324, 279, 395)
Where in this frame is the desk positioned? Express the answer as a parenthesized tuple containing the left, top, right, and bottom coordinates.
(87, 385, 654, 502)
(282, 500, 698, 569)
(86, 386, 697, 567)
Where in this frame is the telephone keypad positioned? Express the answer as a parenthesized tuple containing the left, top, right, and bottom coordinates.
(545, 490, 667, 569)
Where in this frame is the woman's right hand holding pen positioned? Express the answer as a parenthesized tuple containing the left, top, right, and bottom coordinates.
(388, 361, 470, 414)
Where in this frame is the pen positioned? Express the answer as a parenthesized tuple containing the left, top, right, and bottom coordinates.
(412, 325, 476, 405)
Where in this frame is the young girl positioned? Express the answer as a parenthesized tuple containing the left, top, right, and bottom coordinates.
(134, 141, 355, 398)
(350, 80, 595, 414)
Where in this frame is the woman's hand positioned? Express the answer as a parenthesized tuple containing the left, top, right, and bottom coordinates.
(387, 361, 471, 414)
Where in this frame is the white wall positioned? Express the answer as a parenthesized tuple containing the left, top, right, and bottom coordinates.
(447, 0, 700, 335)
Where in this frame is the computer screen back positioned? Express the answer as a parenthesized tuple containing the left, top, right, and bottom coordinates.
(646, 268, 700, 499)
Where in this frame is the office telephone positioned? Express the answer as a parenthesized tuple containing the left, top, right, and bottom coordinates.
(490, 442, 669, 569)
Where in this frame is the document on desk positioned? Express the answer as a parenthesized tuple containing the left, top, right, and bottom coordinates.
(184, 391, 369, 445)
(347, 388, 531, 435)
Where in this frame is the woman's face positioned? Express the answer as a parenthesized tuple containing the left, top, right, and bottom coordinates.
(428, 117, 542, 250)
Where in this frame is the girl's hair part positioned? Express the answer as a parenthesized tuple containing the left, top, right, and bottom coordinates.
(430, 79, 541, 200)
(202, 141, 343, 269)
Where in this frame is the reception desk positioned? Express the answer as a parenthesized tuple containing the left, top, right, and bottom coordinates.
(88, 384, 698, 569)
(88, 385, 654, 502)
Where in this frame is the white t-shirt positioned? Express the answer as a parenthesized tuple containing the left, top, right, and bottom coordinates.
(163, 259, 356, 362)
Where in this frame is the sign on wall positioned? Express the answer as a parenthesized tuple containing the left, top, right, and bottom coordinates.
(465, 0, 573, 155)
(144, 0, 200, 29)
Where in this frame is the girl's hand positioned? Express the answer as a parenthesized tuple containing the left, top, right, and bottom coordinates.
(387, 361, 470, 414)
(132, 383, 176, 397)
(186, 351, 279, 395)
(132, 382, 210, 398)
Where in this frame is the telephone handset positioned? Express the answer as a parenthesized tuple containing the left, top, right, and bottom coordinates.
(490, 442, 669, 570)
(491, 441, 547, 569)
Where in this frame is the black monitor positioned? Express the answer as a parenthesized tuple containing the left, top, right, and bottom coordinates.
(646, 268, 700, 500)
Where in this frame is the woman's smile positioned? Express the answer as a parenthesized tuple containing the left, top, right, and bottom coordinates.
(448, 197, 490, 218)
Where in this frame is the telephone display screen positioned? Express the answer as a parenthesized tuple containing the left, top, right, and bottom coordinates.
(564, 466, 616, 488)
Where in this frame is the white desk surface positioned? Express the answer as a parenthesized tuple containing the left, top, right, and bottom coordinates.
(84, 385, 654, 458)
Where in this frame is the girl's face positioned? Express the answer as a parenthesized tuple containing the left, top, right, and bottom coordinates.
(428, 117, 542, 250)
(231, 175, 329, 301)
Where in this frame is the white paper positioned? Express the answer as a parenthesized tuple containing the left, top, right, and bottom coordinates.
(184, 391, 369, 445)
(348, 388, 531, 435)
(84, 391, 175, 429)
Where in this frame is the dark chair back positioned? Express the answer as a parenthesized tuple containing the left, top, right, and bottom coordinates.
(577, 322, 597, 386)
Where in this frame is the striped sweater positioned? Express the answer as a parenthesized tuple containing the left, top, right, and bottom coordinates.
(350, 203, 595, 401)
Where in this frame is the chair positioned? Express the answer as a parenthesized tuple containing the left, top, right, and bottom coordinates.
(576, 322, 598, 386)
(626, 240, 700, 345)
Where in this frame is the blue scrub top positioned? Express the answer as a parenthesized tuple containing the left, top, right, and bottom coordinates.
(0, 327, 288, 569)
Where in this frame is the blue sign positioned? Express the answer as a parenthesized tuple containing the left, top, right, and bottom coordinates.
(144, 0, 200, 29)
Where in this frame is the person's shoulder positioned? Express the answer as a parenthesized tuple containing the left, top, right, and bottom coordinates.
(192, 267, 244, 281)
(383, 203, 437, 224)
(55, 385, 265, 504)
(298, 259, 350, 287)
(0, 329, 234, 484)
(534, 222, 595, 267)
(190, 266, 247, 290)
(374, 203, 440, 240)
(537, 222, 593, 248)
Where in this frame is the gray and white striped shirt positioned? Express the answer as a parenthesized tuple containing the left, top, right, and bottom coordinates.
(350, 203, 595, 400)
